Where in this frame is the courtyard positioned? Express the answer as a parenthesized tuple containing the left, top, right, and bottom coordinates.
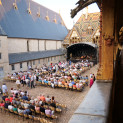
(0, 65, 98, 123)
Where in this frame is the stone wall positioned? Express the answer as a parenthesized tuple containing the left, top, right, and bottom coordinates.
(0, 36, 9, 78)
(8, 38, 62, 53)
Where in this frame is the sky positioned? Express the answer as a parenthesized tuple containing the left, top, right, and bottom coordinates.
(33, 0, 100, 29)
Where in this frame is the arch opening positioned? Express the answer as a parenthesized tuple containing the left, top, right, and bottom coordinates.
(67, 43, 98, 63)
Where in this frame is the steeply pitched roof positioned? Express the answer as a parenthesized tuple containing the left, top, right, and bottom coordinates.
(9, 49, 64, 64)
(64, 12, 100, 43)
(0, 0, 68, 40)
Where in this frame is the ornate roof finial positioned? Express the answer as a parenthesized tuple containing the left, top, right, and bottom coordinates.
(13, 0, 18, 10)
(27, 0, 31, 14)
(85, 6, 88, 19)
(45, 10, 49, 21)
(53, 14, 57, 23)
(0, 0, 2, 6)
(37, 7, 40, 17)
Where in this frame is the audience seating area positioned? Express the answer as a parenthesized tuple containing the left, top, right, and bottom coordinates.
(0, 89, 67, 123)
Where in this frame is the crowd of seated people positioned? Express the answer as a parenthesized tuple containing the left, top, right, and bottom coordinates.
(0, 88, 64, 120)
(5, 61, 92, 91)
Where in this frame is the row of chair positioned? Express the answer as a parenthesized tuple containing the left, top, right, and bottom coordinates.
(0, 106, 56, 123)
(4, 77, 16, 82)
(36, 81, 85, 92)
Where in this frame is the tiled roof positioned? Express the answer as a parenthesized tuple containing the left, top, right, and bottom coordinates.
(9, 49, 64, 64)
(64, 12, 100, 43)
(0, 0, 68, 40)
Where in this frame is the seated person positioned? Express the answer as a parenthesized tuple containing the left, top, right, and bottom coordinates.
(18, 106, 24, 113)
(40, 104, 45, 113)
(50, 96, 56, 108)
(4, 101, 11, 109)
(40, 95, 45, 102)
(9, 95, 13, 103)
(35, 104, 40, 111)
(45, 95, 51, 104)
(2, 94, 8, 101)
(45, 107, 53, 116)
(69, 82, 73, 87)
(23, 102, 29, 109)
(5, 97, 10, 102)
(13, 105, 18, 112)
(24, 107, 32, 115)
(28, 102, 35, 111)
(8, 104, 14, 110)
(0, 101, 5, 107)
(73, 83, 76, 88)
(21, 94, 28, 101)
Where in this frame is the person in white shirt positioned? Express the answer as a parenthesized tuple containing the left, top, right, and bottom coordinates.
(16, 79, 21, 89)
(2, 83, 8, 94)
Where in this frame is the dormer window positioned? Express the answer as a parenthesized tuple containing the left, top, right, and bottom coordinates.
(13, 0, 18, 10)
(27, 2, 31, 14)
(53, 19, 57, 23)
(37, 7, 40, 17)
(45, 16, 49, 21)
(87, 25, 93, 35)
(37, 12, 40, 17)
(45, 11, 49, 21)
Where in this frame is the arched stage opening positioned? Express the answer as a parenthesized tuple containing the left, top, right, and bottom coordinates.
(67, 43, 98, 64)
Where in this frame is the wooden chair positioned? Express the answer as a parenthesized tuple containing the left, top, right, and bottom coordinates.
(31, 109, 35, 115)
(18, 113, 24, 121)
(4, 108, 9, 114)
(51, 115, 58, 122)
(28, 115, 34, 122)
(60, 104, 67, 112)
(35, 110, 41, 116)
(44, 105, 48, 109)
(65, 85, 69, 89)
(77, 87, 82, 92)
(46, 114, 51, 119)
(48, 82, 51, 86)
(69, 86, 73, 91)
(58, 84, 62, 88)
(14, 110, 18, 115)
(62, 85, 65, 88)
(34, 117, 39, 122)
(49, 106, 55, 112)
(24, 114, 28, 121)
(56, 108, 62, 114)
(73, 86, 77, 91)
(42, 81, 45, 86)
(41, 112, 45, 117)
(39, 118, 43, 123)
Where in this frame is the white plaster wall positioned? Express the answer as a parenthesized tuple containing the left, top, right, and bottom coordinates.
(46, 40, 56, 50)
(9, 62, 28, 74)
(57, 41, 62, 49)
(0, 36, 9, 63)
(8, 38, 27, 53)
(22, 62, 28, 71)
(29, 40, 38, 52)
(39, 40, 45, 51)
(0, 36, 9, 77)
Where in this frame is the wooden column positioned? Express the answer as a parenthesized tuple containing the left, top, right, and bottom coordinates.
(97, 0, 115, 80)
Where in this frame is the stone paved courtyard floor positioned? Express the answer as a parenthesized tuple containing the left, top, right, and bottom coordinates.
(0, 65, 98, 123)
